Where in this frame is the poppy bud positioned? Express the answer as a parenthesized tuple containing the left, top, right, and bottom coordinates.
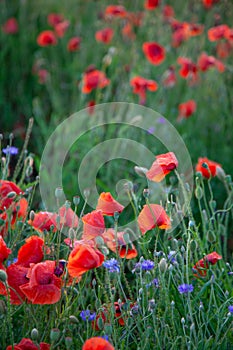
(50, 328, 61, 343)
(195, 186, 203, 199)
(190, 240, 198, 252)
(0, 269, 7, 282)
(31, 328, 39, 341)
(97, 316, 104, 330)
(69, 315, 79, 324)
(209, 200, 216, 210)
(30, 210, 35, 221)
(171, 300, 175, 307)
(181, 317, 185, 324)
(207, 230, 216, 243)
(216, 166, 225, 181)
(158, 258, 167, 273)
(104, 324, 112, 334)
(55, 187, 63, 198)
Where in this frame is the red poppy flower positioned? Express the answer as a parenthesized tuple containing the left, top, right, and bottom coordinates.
(28, 211, 56, 233)
(142, 42, 166, 65)
(2, 17, 18, 34)
(202, 0, 219, 8)
(216, 41, 231, 59)
(161, 66, 176, 88)
(5, 263, 29, 304)
(196, 157, 222, 179)
(224, 27, 233, 43)
(208, 24, 229, 42)
(163, 5, 175, 19)
(95, 28, 114, 44)
(82, 69, 110, 94)
(6, 338, 50, 350)
(0, 236, 11, 263)
(144, 0, 160, 10)
(37, 69, 49, 84)
(105, 5, 127, 18)
(130, 76, 158, 104)
(54, 20, 70, 38)
(197, 52, 225, 72)
(193, 251, 222, 277)
(103, 229, 138, 259)
(82, 210, 105, 241)
(16, 235, 44, 267)
(11, 197, 28, 227)
(177, 57, 198, 84)
(138, 204, 171, 234)
(47, 13, 64, 27)
(96, 192, 124, 216)
(0, 180, 23, 210)
(67, 37, 81, 52)
(82, 337, 114, 350)
(20, 260, 61, 304)
(67, 243, 104, 277)
(146, 152, 178, 182)
(178, 100, 196, 120)
(37, 30, 57, 46)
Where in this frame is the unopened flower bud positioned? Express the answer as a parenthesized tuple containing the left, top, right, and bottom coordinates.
(31, 328, 39, 341)
(0, 269, 7, 283)
(29, 210, 35, 221)
(158, 258, 167, 273)
(7, 191, 16, 199)
(195, 186, 203, 200)
(134, 166, 148, 177)
(69, 315, 79, 324)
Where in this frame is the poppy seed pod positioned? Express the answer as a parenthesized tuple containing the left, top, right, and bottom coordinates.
(0, 269, 7, 282)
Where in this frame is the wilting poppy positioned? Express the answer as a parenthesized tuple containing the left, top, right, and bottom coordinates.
(197, 52, 225, 72)
(103, 229, 138, 259)
(82, 337, 114, 350)
(196, 157, 222, 179)
(37, 30, 57, 46)
(138, 204, 171, 234)
(47, 13, 63, 27)
(142, 42, 166, 65)
(54, 20, 70, 38)
(161, 66, 176, 88)
(95, 28, 114, 44)
(2, 18, 18, 34)
(208, 24, 229, 42)
(178, 100, 196, 120)
(0, 236, 11, 263)
(28, 211, 56, 233)
(67, 243, 104, 277)
(5, 263, 29, 304)
(82, 210, 105, 241)
(105, 5, 127, 18)
(0, 180, 23, 210)
(96, 192, 124, 216)
(20, 260, 62, 304)
(146, 152, 178, 182)
(6, 338, 50, 350)
(67, 37, 81, 52)
(130, 76, 158, 104)
(82, 69, 110, 94)
(16, 235, 44, 267)
(144, 0, 160, 10)
(177, 57, 198, 84)
(193, 251, 222, 277)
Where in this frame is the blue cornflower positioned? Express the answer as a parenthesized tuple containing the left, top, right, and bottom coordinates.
(80, 310, 96, 322)
(141, 259, 155, 271)
(103, 258, 120, 273)
(178, 284, 194, 294)
(2, 146, 18, 155)
(228, 305, 233, 313)
(101, 335, 109, 341)
(168, 251, 176, 264)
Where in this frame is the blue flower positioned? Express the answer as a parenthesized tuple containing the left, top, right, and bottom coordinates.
(2, 146, 18, 155)
(80, 310, 96, 322)
(178, 284, 194, 294)
(133, 259, 155, 273)
(103, 258, 120, 273)
(168, 251, 176, 264)
(228, 305, 233, 313)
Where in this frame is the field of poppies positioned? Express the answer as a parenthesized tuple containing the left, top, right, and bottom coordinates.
(0, 0, 233, 349)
